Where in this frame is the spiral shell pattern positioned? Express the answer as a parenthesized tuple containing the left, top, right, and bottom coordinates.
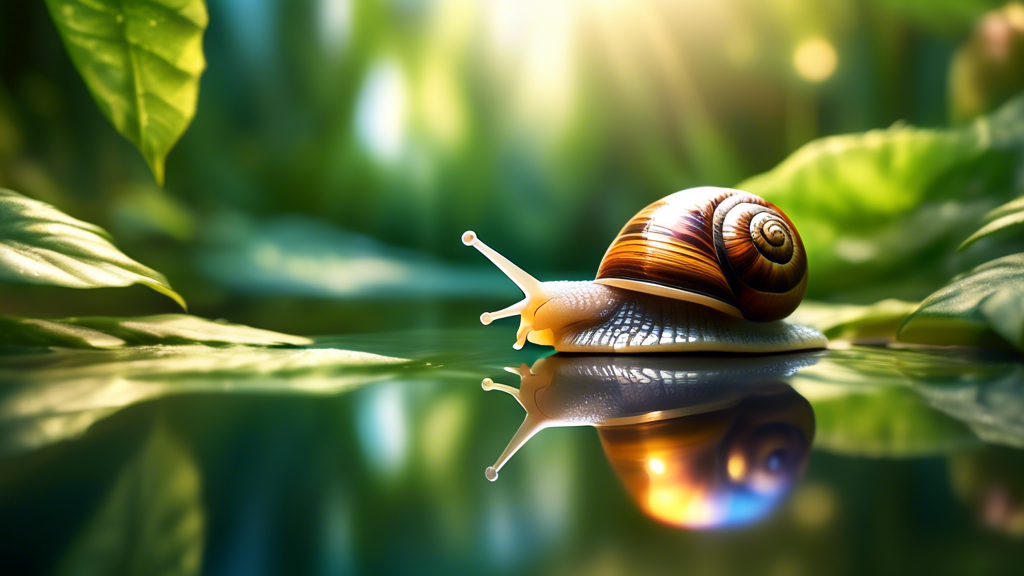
(596, 187, 807, 322)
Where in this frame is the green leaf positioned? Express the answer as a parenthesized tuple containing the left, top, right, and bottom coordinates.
(959, 195, 1024, 250)
(791, 299, 919, 342)
(738, 95, 1024, 298)
(0, 188, 185, 308)
(44, 0, 208, 184)
(898, 253, 1024, 348)
(51, 421, 204, 576)
(0, 317, 126, 348)
(0, 314, 311, 348)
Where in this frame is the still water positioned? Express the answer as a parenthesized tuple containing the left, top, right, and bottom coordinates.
(1, 329, 1023, 575)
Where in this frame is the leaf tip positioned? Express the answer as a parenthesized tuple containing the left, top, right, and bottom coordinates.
(149, 156, 166, 187)
(150, 283, 188, 311)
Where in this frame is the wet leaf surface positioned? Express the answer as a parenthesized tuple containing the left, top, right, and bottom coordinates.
(0, 314, 312, 349)
(0, 189, 185, 308)
(899, 253, 1024, 349)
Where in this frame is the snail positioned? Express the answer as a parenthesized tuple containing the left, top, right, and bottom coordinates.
(482, 353, 818, 528)
(463, 187, 826, 353)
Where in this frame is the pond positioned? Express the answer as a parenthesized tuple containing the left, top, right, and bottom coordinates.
(1, 328, 1022, 576)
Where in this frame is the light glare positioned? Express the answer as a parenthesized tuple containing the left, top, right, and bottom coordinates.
(355, 61, 410, 162)
(793, 37, 838, 82)
(648, 457, 666, 475)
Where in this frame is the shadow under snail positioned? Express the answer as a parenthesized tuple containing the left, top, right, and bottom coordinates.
(463, 187, 827, 353)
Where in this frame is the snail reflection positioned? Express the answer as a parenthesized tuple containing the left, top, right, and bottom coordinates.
(483, 352, 818, 528)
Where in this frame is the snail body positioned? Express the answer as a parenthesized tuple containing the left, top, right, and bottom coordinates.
(464, 187, 826, 353)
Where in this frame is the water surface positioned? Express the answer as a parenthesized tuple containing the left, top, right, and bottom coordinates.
(1, 329, 1022, 575)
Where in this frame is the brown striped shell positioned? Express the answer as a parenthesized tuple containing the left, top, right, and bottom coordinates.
(595, 187, 807, 322)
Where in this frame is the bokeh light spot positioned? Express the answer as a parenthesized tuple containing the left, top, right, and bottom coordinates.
(355, 61, 410, 162)
(727, 453, 747, 481)
(793, 37, 838, 82)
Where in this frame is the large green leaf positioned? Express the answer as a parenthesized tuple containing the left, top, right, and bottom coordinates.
(791, 299, 919, 342)
(0, 189, 185, 308)
(738, 95, 1024, 298)
(898, 253, 1024, 349)
(45, 0, 208, 184)
(51, 421, 204, 576)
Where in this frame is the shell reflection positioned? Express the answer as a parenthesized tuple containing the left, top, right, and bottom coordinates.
(483, 352, 818, 528)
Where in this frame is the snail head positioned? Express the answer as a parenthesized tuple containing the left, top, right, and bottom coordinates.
(463, 231, 551, 349)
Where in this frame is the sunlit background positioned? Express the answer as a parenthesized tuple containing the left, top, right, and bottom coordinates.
(3, 1, 1024, 575)
(6, 0, 1017, 333)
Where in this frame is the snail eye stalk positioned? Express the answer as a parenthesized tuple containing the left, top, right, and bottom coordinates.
(463, 231, 545, 349)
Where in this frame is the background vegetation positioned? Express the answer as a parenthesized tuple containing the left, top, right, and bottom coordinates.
(2, 0, 1024, 347)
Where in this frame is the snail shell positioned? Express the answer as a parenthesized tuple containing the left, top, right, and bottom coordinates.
(596, 187, 807, 322)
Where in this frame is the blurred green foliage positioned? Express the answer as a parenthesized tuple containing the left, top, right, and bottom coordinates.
(2, 0, 1024, 348)
(949, 3, 1024, 122)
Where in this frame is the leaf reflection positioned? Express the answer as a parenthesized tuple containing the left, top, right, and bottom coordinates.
(951, 446, 1024, 537)
(792, 346, 1024, 455)
(51, 421, 204, 576)
(0, 345, 410, 456)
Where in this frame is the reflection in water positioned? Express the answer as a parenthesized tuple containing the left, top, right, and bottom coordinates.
(600, 389, 813, 528)
(483, 353, 819, 528)
(0, 345, 410, 456)
(951, 446, 1024, 537)
(897, 351, 1024, 450)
